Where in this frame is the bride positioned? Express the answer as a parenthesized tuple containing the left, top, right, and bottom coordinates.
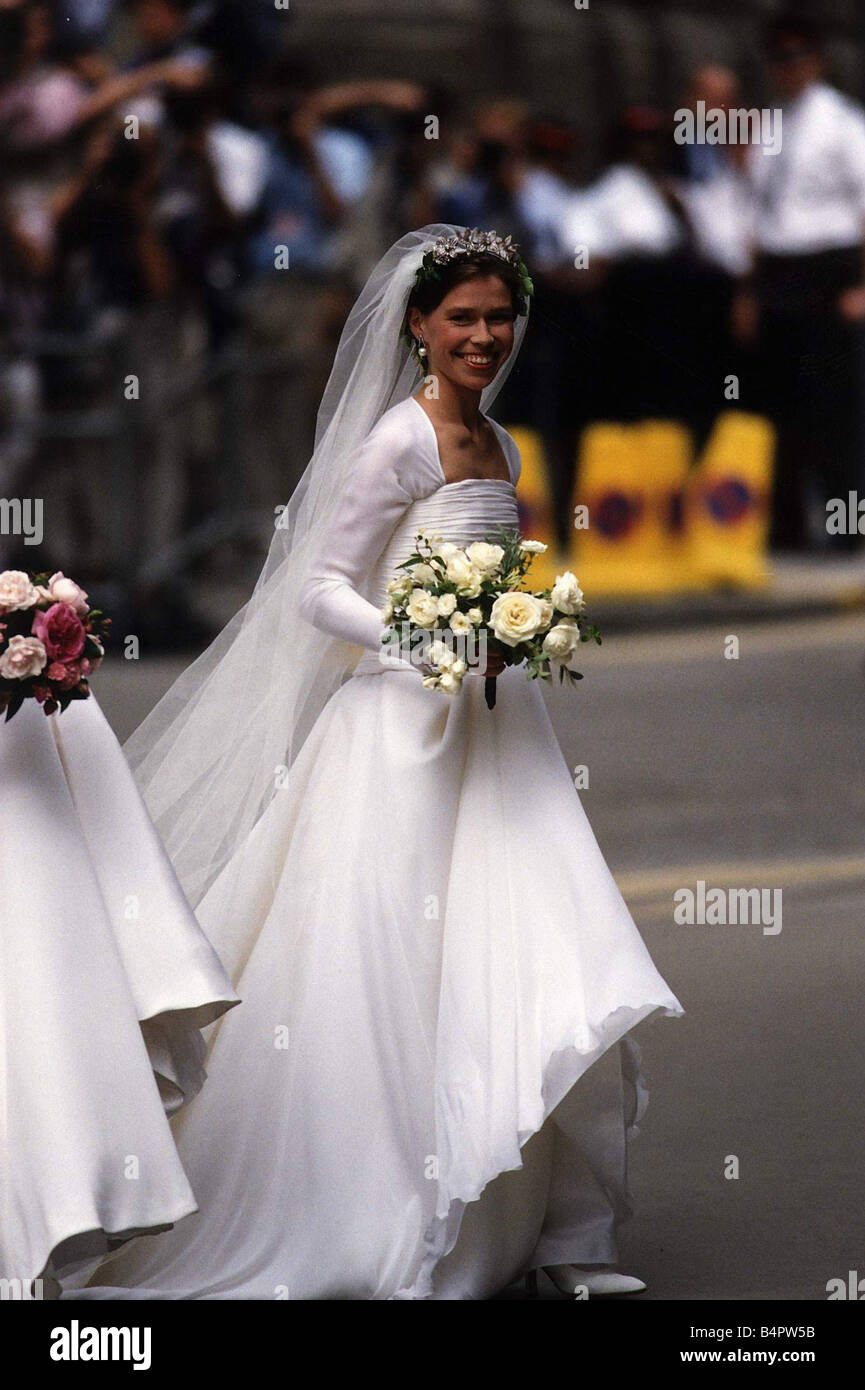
(67, 225, 683, 1301)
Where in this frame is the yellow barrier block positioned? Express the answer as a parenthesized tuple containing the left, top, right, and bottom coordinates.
(504, 424, 568, 589)
(568, 420, 694, 595)
(684, 412, 774, 589)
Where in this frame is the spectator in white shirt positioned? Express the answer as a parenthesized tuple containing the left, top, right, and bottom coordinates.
(738, 15, 865, 552)
(673, 65, 754, 278)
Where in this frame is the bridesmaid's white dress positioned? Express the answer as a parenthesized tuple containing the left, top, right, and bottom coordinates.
(68, 396, 683, 1300)
(0, 694, 239, 1284)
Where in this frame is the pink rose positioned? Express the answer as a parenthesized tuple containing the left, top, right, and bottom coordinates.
(0, 634, 48, 679)
(56, 661, 83, 690)
(31, 602, 85, 662)
(45, 659, 85, 690)
(36, 571, 89, 614)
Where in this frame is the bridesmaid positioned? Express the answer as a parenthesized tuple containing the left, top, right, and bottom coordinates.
(0, 660, 238, 1293)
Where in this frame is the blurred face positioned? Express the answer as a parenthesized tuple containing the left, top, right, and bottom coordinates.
(408, 274, 516, 392)
(134, 0, 183, 46)
(688, 66, 740, 114)
(769, 48, 821, 99)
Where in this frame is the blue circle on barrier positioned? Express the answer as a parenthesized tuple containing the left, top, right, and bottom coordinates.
(704, 478, 753, 524)
(594, 491, 642, 539)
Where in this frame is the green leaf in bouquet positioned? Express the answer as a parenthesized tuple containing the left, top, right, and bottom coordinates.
(4, 690, 25, 722)
(557, 666, 584, 685)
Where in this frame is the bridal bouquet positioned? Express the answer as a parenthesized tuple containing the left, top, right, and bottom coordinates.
(380, 528, 601, 709)
(0, 570, 110, 723)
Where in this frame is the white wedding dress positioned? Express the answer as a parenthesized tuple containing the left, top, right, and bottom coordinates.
(0, 694, 239, 1285)
(68, 396, 683, 1300)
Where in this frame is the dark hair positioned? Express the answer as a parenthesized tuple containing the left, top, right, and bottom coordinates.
(0, 9, 28, 78)
(406, 253, 526, 319)
(763, 14, 822, 58)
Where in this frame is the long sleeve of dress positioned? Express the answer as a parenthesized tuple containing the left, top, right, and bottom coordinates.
(299, 422, 416, 654)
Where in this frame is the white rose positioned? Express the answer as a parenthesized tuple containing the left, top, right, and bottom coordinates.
(542, 619, 580, 661)
(417, 529, 444, 549)
(466, 541, 504, 576)
(0, 634, 47, 679)
(537, 597, 554, 628)
(520, 539, 547, 554)
(449, 611, 472, 635)
(433, 541, 461, 561)
(436, 592, 457, 617)
(411, 562, 437, 585)
(36, 571, 89, 614)
(427, 639, 456, 670)
(387, 575, 411, 597)
(380, 599, 394, 622)
(466, 607, 483, 625)
(438, 670, 462, 695)
(407, 590, 439, 628)
(489, 590, 546, 647)
(450, 658, 467, 677)
(551, 571, 585, 615)
(0, 570, 39, 612)
(445, 552, 482, 596)
(421, 674, 439, 690)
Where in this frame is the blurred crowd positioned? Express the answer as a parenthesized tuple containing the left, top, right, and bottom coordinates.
(1, 1, 863, 637)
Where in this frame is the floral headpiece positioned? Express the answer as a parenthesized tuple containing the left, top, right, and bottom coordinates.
(402, 228, 533, 364)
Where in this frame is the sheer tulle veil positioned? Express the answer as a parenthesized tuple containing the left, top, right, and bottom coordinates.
(124, 225, 529, 912)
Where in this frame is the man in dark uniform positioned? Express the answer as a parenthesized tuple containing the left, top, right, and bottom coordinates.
(741, 15, 865, 552)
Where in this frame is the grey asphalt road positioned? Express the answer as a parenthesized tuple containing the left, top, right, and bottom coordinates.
(95, 612, 865, 1301)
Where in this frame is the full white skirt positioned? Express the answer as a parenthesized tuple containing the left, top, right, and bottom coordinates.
(70, 665, 683, 1300)
(0, 697, 238, 1284)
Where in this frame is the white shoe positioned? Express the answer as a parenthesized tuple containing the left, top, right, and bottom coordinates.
(538, 1264, 647, 1297)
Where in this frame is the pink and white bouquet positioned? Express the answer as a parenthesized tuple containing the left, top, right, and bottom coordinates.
(380, 528, 601, 708)
(0, 570, 110, 723)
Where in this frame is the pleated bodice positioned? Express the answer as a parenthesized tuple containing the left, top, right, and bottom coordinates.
(353, 478, 519, 674)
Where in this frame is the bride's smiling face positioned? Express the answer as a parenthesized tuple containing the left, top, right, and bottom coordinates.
(408, 274, 516, 390)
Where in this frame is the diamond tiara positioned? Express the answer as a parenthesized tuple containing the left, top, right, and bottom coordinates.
(429, 228, 523, 269)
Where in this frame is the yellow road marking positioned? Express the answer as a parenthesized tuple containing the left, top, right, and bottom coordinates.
(617, 853, 863, 904)
(579, 613, 865, 669)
